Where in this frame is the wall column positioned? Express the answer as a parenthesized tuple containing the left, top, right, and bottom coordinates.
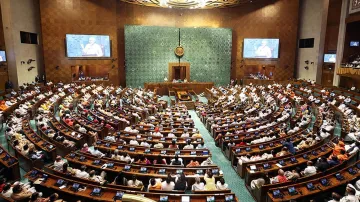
(333, 0, 349, 87)
(0, 0, 44, 88)
(296, 0, 329, 83)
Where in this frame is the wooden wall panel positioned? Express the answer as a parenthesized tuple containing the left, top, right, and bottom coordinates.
(40, 0, 300, 86)
(324, 0, 342, 53)
(117, 0, 299, 84)
(39, 0, 119, 85)
(0, 3, 8, 91)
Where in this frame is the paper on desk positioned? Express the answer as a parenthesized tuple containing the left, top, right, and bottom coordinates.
(276, 163, 283, 168)
(59, 185, 66, 189)
(250, 165, 257, 170)
(34, 179, 43, 184)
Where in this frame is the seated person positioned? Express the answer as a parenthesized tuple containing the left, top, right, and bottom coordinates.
(186, 159, 200, 167)
(327, 156, 340, 167)
(75, 165, 89, 179)
(168, 140, 179, 149)
(53, 155, 65, 171)
(148, 178, 162, 191)
(89, 170, 106, 185)
(275, 147, 289, 157)
(196, 142, 206, 149)
(192, 175, 205, 191)
(301, 161, 317, 176)
(340, 186, 358, 202)
(111, 149, 121, 160)
(183, 140, 194, 150)
(80, 143, 89, 153)
(161, 175, 175, 191)
(337, 149, 349, 162)
(201, 157, 214, 166)
(1, 183, 13, 198)
(204, 170, 216, 191)
(127, 175, 143, 188)
(216, 178, 228, 190)
(136, 155, 151, 165)
(29, 192, 47, 202)
(153, 155, 167, 165)
(174, 173, 187, 191)
(270, 169, 288, 184)
(315, 157, 329, 172)
(285, 168, 301, 181)
(170, 155, 183, 166)
(328, 192, 342, 202)
(11, 184, 33, 201)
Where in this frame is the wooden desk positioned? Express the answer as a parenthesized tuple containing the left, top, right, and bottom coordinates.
(242, 79, 275, 86)
(65, 153, 221, 189)
(0, 145, 20, 181)
(267, 160, 360, 202)
(27, 169, 237, 202)
(144, 82, 214, 95)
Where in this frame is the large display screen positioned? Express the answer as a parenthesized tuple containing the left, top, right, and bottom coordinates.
(324, 54, 336, 63)
(350, 41, 360, 47)
(0, 51, 6, 62)
(243, 38, 280, 59)
(66, 34, 111, 58)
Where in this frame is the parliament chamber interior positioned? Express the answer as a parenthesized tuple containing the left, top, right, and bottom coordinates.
(2, 0, 360, 202)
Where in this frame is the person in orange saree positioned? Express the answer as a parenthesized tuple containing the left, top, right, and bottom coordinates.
(331, 139, 345, 156)
(336, 150, 349, 162)
(0, 100, 8, 111)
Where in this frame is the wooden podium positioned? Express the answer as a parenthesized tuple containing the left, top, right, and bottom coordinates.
(144, 82, 214, 96)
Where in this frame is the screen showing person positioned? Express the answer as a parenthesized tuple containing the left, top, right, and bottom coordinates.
(243, 38, 279, 59)
(0, 51, 6, 62)
(66, 34, 111, 58)
(350, 41, 360, 47)
(324, 54, 336, 63)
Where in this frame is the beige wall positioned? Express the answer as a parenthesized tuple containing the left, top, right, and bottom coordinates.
(1, 0, 43, 87)
(297, 0, 329, 82)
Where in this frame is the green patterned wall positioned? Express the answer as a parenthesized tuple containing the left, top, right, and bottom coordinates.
(125, 25, 232, 87)
(125, 25, 178, 87)
(180, 28, 232, 86)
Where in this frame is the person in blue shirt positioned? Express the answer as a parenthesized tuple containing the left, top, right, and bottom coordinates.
(327, 156, 340, 167)
(283, 138, 296, 155)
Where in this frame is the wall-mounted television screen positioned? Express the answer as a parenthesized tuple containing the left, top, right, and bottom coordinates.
(324, 54, 336, 63)
(350, 41, 360, 47)
(0, 51, 6, 62)
(243, 38, 279, 59)
(66, 34, 111, 58)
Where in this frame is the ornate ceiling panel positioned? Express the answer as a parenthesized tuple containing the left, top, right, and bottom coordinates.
(120, 0, 262, 9)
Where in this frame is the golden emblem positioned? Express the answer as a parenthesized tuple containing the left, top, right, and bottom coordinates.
(175, 46, 184, 57)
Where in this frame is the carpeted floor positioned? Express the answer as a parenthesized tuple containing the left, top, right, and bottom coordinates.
(188, 110, 255, 202)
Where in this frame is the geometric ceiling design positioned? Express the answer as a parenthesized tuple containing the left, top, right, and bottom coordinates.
(120, 0, 263, 9)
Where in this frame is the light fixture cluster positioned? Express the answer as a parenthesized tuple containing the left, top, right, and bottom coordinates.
(121, 0, 258, 9)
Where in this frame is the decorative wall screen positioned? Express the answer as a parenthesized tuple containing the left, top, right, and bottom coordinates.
(125, 25, 232, 87)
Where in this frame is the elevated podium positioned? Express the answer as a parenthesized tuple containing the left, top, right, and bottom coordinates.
(144, 82, 214, 96)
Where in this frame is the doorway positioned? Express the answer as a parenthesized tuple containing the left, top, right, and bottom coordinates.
(168, 62, 190, 81)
